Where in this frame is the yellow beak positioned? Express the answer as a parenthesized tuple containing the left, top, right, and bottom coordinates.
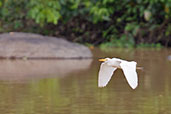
(99, 58, 107, 62)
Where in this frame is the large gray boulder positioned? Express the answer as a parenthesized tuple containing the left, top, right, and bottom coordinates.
(0, 32, 92, 59)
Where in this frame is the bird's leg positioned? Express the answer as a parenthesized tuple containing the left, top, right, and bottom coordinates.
(136, 67, 143, 70)
(112, 66, 143, 70)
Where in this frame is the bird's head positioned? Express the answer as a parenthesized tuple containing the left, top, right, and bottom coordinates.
(99, 58, 120, 66)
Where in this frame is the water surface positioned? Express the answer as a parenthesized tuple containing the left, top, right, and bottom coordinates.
(0, 48, 171, 114)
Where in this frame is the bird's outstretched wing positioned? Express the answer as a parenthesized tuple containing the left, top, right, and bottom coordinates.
(98, 63, 117, 87)
(120, 61, 138, 89)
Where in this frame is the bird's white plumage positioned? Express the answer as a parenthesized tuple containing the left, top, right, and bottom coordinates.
(98, 58, 138, 89)
(98, 63, 117, 87)
(120, 61, 138, 89)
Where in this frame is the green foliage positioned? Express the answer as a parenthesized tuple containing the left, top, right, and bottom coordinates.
(100, 34, 135, 48)
(85, 0, 171, 47)
(0, 0, 27, 30)
(137, 43, 163, 48)
(27, 0, 61, 25)
(0, 0, 170, 47)
(59, 0, 82, 22)
(87, 0, 115, 23)
(165, 23, 171, 36)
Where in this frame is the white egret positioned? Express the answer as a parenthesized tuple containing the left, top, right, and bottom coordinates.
(98, 58, 140, 89)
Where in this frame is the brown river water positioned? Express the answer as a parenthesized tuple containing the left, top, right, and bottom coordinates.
(0, 48, 171, 114)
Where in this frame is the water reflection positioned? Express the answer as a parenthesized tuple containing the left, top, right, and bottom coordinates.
(0, 59, 92, 81)
(0, 48, 171, 114)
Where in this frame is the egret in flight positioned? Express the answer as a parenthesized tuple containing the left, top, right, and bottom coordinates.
(98, 58, 140, 89)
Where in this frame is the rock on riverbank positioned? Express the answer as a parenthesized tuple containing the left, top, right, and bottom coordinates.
(0, 32, 92, 59)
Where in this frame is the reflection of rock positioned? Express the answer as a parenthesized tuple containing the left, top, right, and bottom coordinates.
(0, 32, 92, 58)
(0, 59, 92, 81)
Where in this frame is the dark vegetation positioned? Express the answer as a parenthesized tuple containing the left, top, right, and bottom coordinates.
(0, 0, 170, 48)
